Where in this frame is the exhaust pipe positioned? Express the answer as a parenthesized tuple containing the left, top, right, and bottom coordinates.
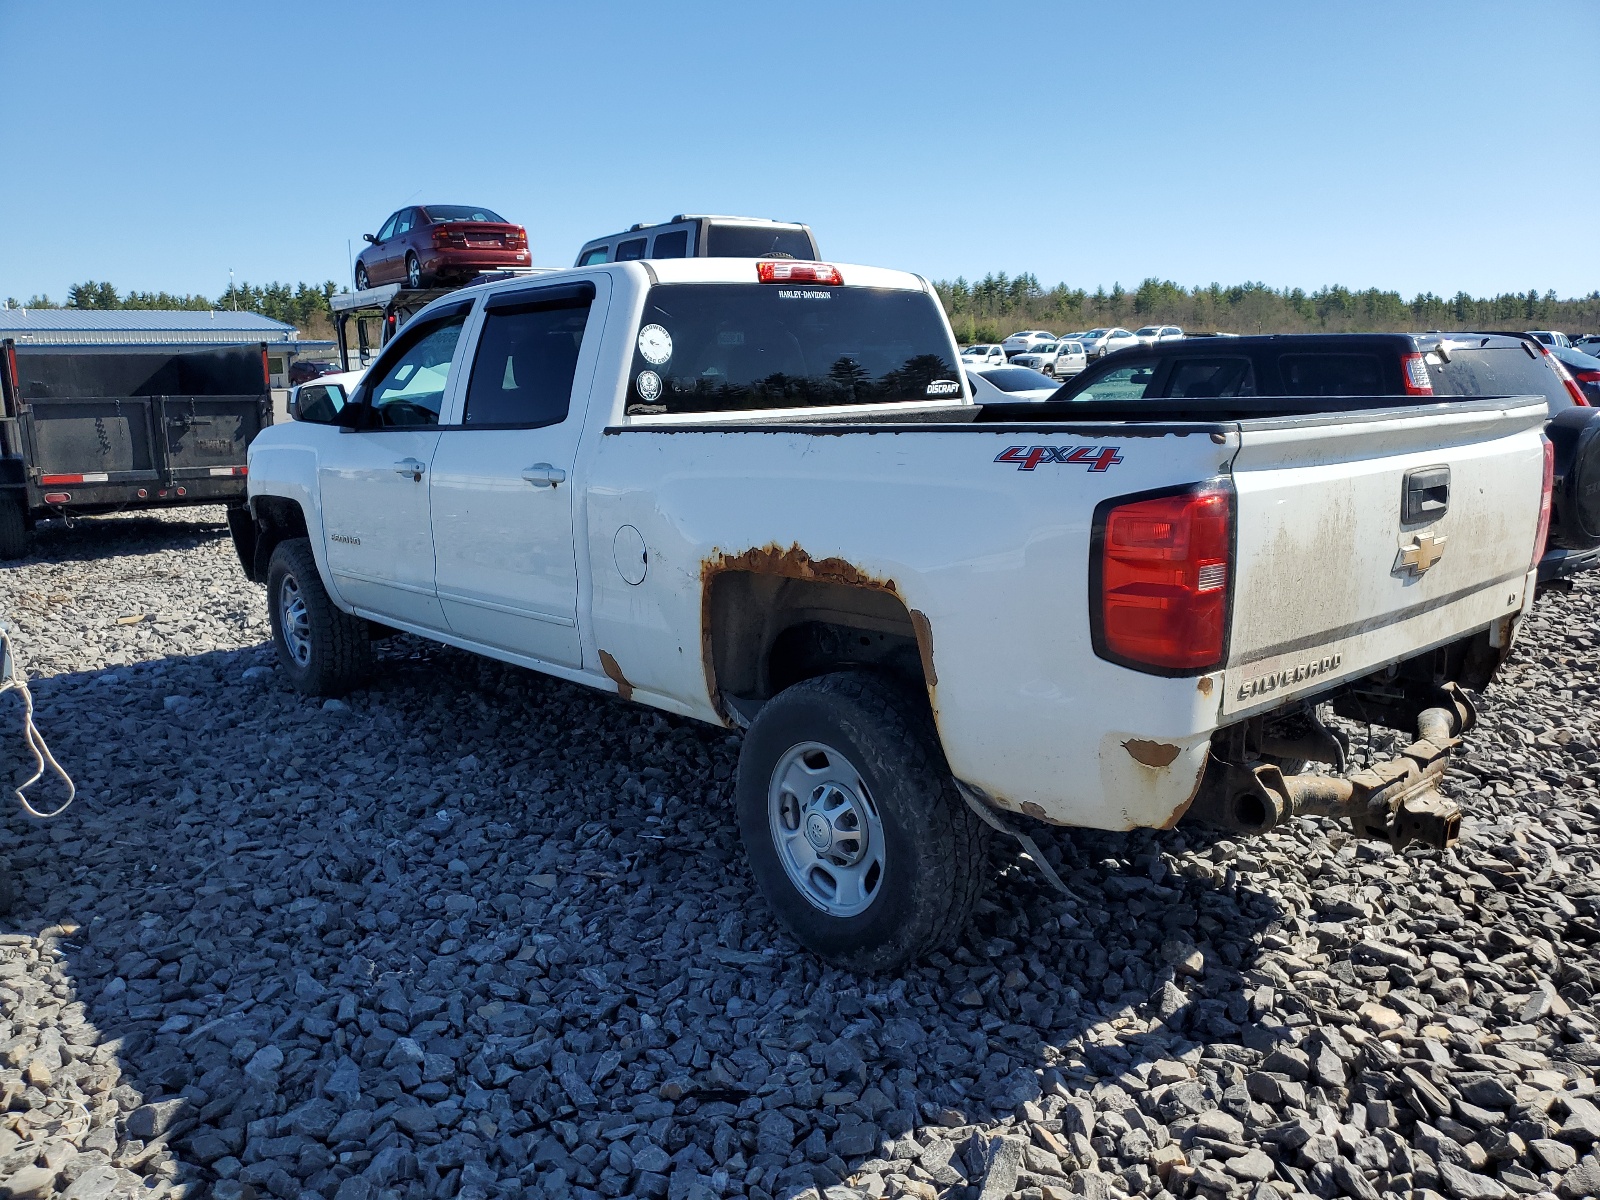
(1196, 684, 1474, 850)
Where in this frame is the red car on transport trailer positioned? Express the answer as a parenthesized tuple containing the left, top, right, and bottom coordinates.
(354, 205, 530, 291)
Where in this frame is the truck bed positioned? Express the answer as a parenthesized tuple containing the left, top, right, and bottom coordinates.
(592, 393, 1547, 829)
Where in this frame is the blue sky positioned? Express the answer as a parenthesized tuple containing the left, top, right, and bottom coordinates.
(2, 0, 1597, 302)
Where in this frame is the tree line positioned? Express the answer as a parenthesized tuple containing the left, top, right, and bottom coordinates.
(937, 274, 1600, 344)
(3, 280, 344, 333)
(7, 273, 1598, 343)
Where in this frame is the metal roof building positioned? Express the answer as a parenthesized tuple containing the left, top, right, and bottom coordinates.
(0, 308, 299, 346)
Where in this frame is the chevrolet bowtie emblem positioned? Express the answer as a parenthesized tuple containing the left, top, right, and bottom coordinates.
(1398, 531, 1447, 576)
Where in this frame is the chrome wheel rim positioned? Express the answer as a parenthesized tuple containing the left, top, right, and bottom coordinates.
(407, 257, 421, 288)
(278, 573, 312, 667)
(768, 741, 885, 918)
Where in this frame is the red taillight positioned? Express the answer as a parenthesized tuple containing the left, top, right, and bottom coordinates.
(506, 227, 528, 248)
(1094, 485, 1233, 672)
(1574, 369, 1600, 384)
(43, 492, 69, 505)
(432, 225, 465, 247)
(756, 261, 843, 285)
(1550, 358, 1590, 406)
(1533, 435, 1555, 568)
(261, 346, 270, 390)
(1401, 353, 1433, 396)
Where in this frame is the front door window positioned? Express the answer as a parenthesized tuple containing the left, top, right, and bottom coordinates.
(366, 318, 468, 426)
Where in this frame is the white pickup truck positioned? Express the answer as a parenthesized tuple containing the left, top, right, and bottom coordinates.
(232, 257, 1552, 970)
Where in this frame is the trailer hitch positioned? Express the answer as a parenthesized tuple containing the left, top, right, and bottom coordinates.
(1192, 683, 1475, 850)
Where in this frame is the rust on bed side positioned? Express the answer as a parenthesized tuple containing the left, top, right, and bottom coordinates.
(597, 650, 634, 703)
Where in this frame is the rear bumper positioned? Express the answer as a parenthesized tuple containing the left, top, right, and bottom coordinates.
(26, 474, 247, 515)
(1538, 544, 1600, 583)
(424, 247, 530, 275)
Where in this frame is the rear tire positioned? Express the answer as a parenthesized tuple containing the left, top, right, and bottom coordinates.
(736, 671, 991, 971)
(406, 253, 424, 289)
(266, 537, 372, 696)
(0, 495, 26, 560)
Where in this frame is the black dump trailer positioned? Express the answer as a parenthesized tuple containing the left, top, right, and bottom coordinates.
(0, 339, 271, 558)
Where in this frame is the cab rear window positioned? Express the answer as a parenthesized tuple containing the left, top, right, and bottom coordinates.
(626, 284, 961, 415)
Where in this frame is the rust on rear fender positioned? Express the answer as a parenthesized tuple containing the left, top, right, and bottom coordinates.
(699, 543, 936, 724)
(702, 542, 900, 593)
(1123, 739, 1181, 769)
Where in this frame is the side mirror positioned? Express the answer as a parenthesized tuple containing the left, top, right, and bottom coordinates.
(291, 384, 351, 425)
(363, 233, 377, 244)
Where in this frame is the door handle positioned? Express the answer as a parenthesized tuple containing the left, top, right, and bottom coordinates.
(394, 458, 426, 481)
(521, 464, 566, 488)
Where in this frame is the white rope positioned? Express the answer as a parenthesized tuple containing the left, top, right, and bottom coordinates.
(0, 625, 75, 819)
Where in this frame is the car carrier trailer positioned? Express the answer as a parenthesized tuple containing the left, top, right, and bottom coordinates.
(0, 338, 272, 558)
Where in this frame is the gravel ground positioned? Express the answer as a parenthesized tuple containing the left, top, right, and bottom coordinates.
(0, 507, 1596, 1200)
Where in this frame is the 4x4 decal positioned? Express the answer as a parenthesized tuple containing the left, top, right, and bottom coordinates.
(995, 445, 1124, 472)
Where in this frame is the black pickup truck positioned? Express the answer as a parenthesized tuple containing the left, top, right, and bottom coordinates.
(1049, 332, 1600, 582)
(0, 339, 272, 558)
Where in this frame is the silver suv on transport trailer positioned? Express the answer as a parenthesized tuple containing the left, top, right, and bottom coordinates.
(574, 215, 818, 266)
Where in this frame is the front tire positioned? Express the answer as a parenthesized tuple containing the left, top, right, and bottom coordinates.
(266, 538, 372, 696)
(0, 495, 26, 560)
(355, 263, 370, 291)
(736, 671, 991, 971)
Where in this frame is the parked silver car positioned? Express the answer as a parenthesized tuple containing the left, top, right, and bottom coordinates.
(1077, 327, 1141, 359)
(1132, 324, 1184, 346)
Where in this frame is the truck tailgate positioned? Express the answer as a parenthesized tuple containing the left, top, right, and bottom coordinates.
(1222, 398, 1547, 716)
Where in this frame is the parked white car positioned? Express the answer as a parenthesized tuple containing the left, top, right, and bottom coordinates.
(1011, 340, 1087, 378)
(236, 255, 1548, 971)
(966, 364, 1060, 401)
(961, 344, 1007, 369)
(1001, 330, 1056, 358)
(1527, 330, 1572, 350)
(1133, 325, 1184, 346)
(1078, 327, 1141, 358)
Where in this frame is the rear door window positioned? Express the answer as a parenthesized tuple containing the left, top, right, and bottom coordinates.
(626, 284, 959, 415)
(1427, 344, 1566, 410)
(463, 286, 594, 428)
(577, 247, 609, 266)
(1162, 357, 1256, 398)
(615, 238, 647, 261)
(1057, 360, 1156, 402)
(1278, 354, 1384, 395)
(650, 230, 689, 259)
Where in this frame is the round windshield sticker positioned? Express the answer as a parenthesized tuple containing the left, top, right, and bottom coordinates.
(637, 324, 673, 365)
(636, 371, 662, 403)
